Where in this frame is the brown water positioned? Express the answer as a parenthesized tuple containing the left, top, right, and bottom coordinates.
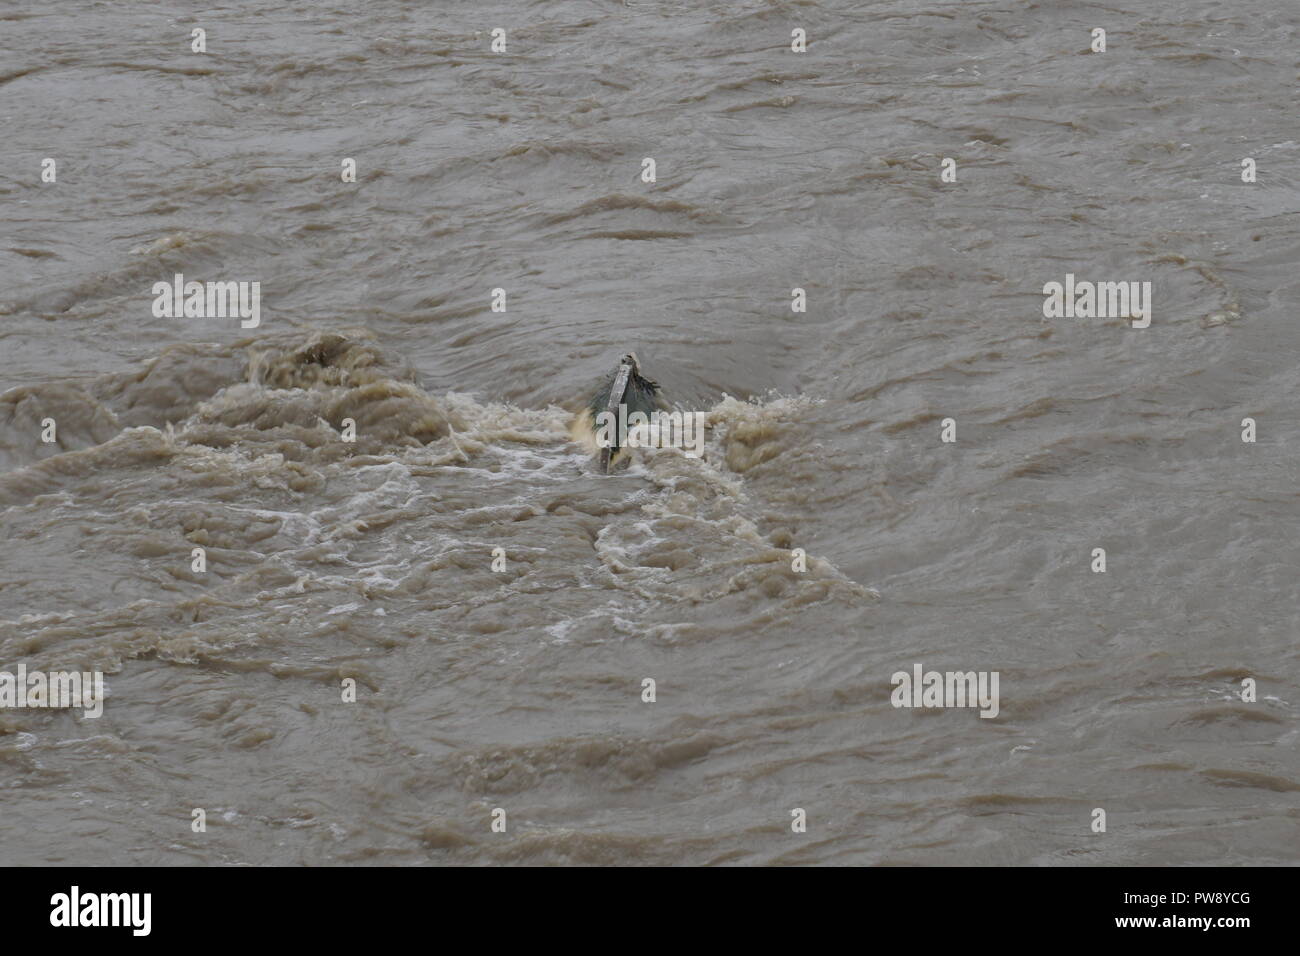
(2, 0, 1298, 865)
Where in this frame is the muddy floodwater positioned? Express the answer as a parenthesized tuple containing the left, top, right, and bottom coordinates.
(2, 1, 1298, 865)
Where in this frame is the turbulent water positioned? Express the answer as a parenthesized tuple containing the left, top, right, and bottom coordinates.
(2, 1, 1298, 866)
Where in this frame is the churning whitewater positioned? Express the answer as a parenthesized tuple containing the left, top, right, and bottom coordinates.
(2, 0, 1298, 865)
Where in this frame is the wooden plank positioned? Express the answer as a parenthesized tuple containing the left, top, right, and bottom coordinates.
(599, 362, 633, 473)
